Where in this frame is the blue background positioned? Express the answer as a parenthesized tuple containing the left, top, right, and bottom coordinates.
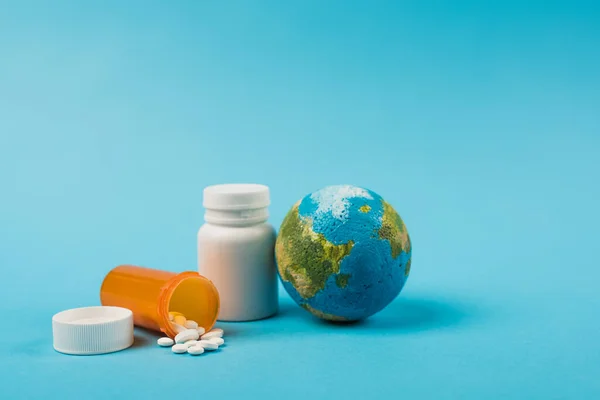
(1, 1, 599, 398)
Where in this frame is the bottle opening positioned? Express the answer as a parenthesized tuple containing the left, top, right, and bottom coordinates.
(159, 272, 220, 338)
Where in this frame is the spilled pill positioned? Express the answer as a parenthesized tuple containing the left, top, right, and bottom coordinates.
(198, 340, 218, 350)
(174, 315, 187, 326)
(211, 328, 224, 336)
(184, 320, 198, 329)
(169, 311, 183, 321)
(171, 344, 188, 354)
(157, 337, 174, 347)
(187, 345, 205, 356)
(157, 316, 226, 357)
(175, 329, 199, 344)
(201, 329, 224, 340)
(207, 337, 224, 346)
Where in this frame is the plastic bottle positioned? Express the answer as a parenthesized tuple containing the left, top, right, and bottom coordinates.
(100, 265, 220, 338)
(198, 183, 278, 321)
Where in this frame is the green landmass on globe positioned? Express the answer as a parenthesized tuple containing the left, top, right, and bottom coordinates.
(275, 185, 412, 321)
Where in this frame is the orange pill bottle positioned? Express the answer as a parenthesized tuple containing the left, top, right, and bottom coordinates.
(100, 265, 220, 338)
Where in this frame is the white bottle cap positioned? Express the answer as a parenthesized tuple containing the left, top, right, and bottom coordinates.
(52, 306, 134, 355)
(203, 184, 270, 210)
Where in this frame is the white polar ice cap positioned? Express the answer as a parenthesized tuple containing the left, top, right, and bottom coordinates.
(310, 185, 373, 220)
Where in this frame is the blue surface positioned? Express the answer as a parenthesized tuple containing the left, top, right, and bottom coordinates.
(1, 1, 599, 398)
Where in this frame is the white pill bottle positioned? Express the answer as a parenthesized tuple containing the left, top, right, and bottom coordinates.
(198, 184, 278, 321)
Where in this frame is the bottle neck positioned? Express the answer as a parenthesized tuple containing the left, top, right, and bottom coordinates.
(204, 207, 269, 227)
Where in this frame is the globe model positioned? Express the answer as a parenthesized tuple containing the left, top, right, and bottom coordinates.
(275, 185, 412, 321)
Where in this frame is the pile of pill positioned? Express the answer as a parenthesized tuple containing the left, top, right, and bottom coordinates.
(157, 311, 225, 356)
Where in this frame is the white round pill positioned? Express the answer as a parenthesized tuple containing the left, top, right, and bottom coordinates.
(184, 320, 198, 329)
(201, 329, 223, 340)
(184, 340, 198, 348)
(171, 344, 188, 354)
(175, 329, 200, 344)
(196, 327, 206, 336)
(187, 345, 205, 356)
(172, 323, 187, 334)
(198, 340, 218, 350)
(207, 337, 224, 346)
(157, 337, 174, 347)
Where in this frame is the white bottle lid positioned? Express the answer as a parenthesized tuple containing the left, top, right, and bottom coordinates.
(203, 184, 270, 211)
(52, 306, 134, 355)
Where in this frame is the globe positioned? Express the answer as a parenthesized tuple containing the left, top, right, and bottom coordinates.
(275, 185, 412, 321)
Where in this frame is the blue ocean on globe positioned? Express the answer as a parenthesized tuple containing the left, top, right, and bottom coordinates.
(275, 185, 412, 321)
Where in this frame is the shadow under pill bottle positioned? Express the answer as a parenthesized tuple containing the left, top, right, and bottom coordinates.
(198, 183, 278, 322)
